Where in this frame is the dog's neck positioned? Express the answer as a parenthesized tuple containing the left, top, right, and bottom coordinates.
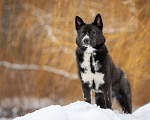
(94, 42, 105, 49)
(77, 44, 108, 57)
(77, 45, 108, 62)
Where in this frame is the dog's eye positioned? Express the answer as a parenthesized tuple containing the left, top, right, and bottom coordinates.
(81, 32, 84, 36)
(89, 30, 95, 35)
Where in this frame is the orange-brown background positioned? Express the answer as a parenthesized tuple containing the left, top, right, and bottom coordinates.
(0, 0, 150, 117)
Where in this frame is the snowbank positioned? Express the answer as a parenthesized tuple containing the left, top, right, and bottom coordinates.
(14, 101, 150, 120)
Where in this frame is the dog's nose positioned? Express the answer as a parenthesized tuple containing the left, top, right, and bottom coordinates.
(83, 38, 89, 44)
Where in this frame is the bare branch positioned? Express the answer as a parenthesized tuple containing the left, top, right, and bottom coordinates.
(0, 61, 78, 80)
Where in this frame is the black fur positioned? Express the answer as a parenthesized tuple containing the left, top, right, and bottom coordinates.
(75, 14, 132, 113)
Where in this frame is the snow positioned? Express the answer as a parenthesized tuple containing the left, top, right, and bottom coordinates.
(14, 105, 68, 120)
(133, 103, 150, 119)
(13, 101, 150, 120)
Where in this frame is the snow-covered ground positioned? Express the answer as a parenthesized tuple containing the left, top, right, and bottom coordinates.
(13, 101, 150, 120)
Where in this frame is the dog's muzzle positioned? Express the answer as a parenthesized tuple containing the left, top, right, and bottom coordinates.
(82, 35, 90, 47)
(83, 38, 89, 45)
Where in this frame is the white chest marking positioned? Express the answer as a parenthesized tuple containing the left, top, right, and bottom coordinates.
(81, 47, 105, 90)
(92, 56, 102, 71)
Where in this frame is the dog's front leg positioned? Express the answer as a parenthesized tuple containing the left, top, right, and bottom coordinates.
(103, 86, 113, 109)
(81, 83, 91, 103)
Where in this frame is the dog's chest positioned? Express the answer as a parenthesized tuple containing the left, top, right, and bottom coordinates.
(80, 52, 105, 90)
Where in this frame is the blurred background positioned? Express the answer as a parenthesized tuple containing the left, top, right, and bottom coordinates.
(0, 0, 150, 119)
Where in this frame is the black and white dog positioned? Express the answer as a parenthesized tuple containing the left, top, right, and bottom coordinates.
(75, 14, 132, 113)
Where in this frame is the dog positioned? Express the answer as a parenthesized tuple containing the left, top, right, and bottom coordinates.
(75, 14, 132, 113)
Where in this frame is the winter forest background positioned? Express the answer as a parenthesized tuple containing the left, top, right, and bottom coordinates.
(0, 0, 150, 119)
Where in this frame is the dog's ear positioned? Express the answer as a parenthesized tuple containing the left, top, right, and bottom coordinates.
(75, 16, 85, 30)
(93, 14, 103, 30)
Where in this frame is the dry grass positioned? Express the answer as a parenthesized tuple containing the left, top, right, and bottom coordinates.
(0, 0, 150, 113)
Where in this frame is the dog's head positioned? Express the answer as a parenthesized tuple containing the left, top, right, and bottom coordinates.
(75, 14, 105, 51)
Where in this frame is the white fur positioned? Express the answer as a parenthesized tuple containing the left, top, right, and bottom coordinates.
(81, 49, 105, 90)
(92, 55, 102, 71)
(82, 34, 89, 40)
(82, 35, 91, 48)
(93, 89, 103, 93)
(86, 47, 96, 53)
